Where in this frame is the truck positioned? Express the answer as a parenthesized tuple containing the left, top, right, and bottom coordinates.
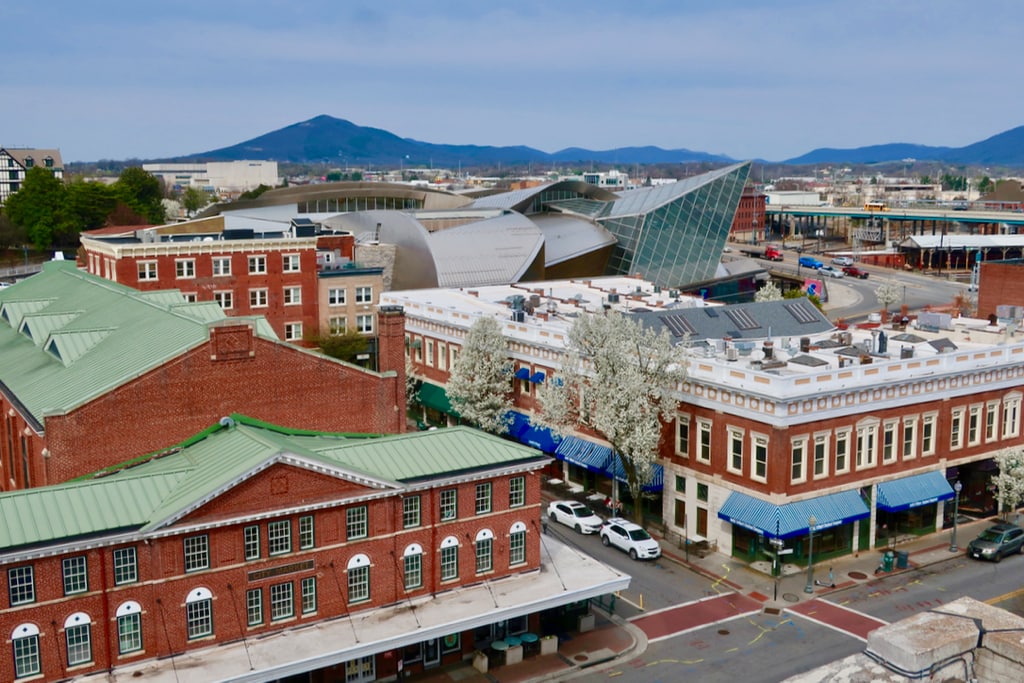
(740, 245, 784, 261)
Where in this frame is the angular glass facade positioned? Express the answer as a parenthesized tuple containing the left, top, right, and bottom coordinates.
(600, 162, 750, 287)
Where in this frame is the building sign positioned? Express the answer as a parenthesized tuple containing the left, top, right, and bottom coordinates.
(248, 559, 314, 582)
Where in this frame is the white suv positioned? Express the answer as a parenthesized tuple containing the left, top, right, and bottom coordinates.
(547, 500, 603, 534)
(600, 518, 662, 560)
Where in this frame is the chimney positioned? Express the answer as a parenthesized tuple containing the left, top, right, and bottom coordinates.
(800, 336, 810, 352)
(762, 340, 774, 360)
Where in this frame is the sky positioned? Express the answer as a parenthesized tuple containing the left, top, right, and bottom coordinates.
(3, 1, 1022, 164)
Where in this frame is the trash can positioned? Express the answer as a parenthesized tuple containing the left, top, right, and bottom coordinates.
(896, 551, 909, 569)
(882, 551, 895, 572)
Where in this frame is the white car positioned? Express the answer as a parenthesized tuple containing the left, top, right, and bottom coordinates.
(600, 518, 662, 560)
(547, 501, 603, 534)
(831, 256, 854, 267)
(818, 266, 846, 278)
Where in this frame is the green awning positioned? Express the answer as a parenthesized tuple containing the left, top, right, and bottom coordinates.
(418, 382, 459, 417)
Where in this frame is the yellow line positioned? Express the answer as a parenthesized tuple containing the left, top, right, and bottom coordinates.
(987, 586, 1024, 605)
(608, 671, 624, 677)
(615, 593, 645, 611)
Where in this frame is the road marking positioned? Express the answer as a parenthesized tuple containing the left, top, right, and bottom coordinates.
(987, 586, 1024, 605)
(615, 593, 644, 611)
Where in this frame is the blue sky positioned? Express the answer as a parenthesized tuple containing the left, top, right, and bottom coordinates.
(3, 1, 1020, 163)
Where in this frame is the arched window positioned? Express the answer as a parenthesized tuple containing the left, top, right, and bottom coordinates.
(11, 623, 40, 678)
(509, 522, 527, 566)
(403, 544, 423, 590)
(347, 554, 371, 603)
(116, 601, 143, 654)
(475, 529, 494, 574)
(440, 536, 459, 581)
(64, 612, 93, 667)
(185, 588, 213, 640)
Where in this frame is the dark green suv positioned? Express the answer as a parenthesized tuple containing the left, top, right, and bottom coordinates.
(967, 523, 1024, 562)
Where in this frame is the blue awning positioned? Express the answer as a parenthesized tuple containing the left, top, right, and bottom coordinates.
(514, 367, 531, 380)
(505, 412, 560, 453)
(555, 436, 613, 473)
(718, 489, 870, 540)
(876, 471, 954, 512)
(607, 453, 663, 492)
(529, 371, 546, 383)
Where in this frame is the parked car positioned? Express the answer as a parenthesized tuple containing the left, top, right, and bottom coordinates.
(798, 256, 823, 269)
(547, 500, 603, 534)
(967, 523, 1024, 562)
(831, 256, 854, 267)
(818, 266, 845, 278)
(842, 266, 870, 279)
(600, 518, 662, 560)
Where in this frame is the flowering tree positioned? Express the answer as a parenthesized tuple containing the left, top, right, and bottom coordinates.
(993, 447, 1024, 520)
(875, 280, 902, 312)
(446, 316, 513, 434)
(537, 310, 689, 522)
(754, 280, 783, 303)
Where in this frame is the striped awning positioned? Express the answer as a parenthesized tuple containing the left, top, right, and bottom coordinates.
(554, 436, 613, 473)
(876, 471, 955, 512)
(608, 453, 664, 492)
(717, 489, 870, 540)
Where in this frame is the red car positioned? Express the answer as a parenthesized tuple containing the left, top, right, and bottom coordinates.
(842, 266, 869, 279)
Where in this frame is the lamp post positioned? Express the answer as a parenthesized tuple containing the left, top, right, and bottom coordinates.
(804, 515, 817, 593)
(949, 481, 963, 552)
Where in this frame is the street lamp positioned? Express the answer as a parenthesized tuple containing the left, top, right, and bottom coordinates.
(804, 515, 817, 594)
(949, 481, 963, 552)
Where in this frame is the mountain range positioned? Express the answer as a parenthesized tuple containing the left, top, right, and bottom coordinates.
(173, 115, 1024, 168)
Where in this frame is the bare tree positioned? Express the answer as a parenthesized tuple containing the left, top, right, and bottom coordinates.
(446, 317, 513, 434)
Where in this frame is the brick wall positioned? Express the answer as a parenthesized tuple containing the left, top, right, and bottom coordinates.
(978, 261, 1024, 319)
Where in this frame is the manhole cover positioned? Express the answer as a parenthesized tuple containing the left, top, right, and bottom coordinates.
(849, 571, 869, 580)
(717, 629, 730, 635)
(573, 654, 588, 662)
(783, 593, 800, 603)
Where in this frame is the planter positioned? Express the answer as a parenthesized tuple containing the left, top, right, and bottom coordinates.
(540, 635, 558, 656)
(472, 650, 488, 673)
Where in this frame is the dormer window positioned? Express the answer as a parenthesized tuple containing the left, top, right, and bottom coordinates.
(44, 157, 54, 168)
(23, 157, 33, 168)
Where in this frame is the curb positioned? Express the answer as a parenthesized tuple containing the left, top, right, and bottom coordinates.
(546, 607, 649, 682)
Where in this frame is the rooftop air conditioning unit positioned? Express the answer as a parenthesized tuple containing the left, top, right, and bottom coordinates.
(511, 310, 525, 323)
(607, 293, 620, 304)
(726, 346, 739, 362)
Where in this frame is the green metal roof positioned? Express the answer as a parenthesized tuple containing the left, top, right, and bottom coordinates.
(0, 261, 281, 428)
(0, 416, 547, 554)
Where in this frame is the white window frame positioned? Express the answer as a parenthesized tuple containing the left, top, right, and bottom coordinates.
(285, 322, 303, 341)
(475, 482, 492, 515)
(440, 537, 459, 581)
(475, 530, 493, 574)
(175, 258, 195, 279)
(347, 506, 368, 540)
(727, 428, 744, 475)
(902, 416, 918, 460)
(440, 489, 457, 521)
(790, 435, 808, 483)
(246, 588, 263, 626)
(355, 286, 373, 304)
(950, 407, 964, 449)
(62, 556, 88, 595)
(835, 428, 851, 474)
(509, 523, 527, 566)
(813, 433, 829, 479)
(328, 287, 346, 306)
(922, 412, 937, 456)
(185, 589, 213, 639)
(212, 256, 231, 276)
(270, 582, 294, 621)
(113, 547, 138, 585)
(328, 316, 346, 334)
(882, 419, 898, 464)
(425, 339, 435, 367)
(282, 253, 300, 272)
(403, 546, 423, 590)
(752, 433, 769, 483)
(356, 314, 374, 334)
(968, 404, 982, 446)
(244, 525, 260, 561)
(347, 555, 370, 603)
(438, 341, 448, 371)
(214, 290, 233, 310)
(183, 535, 209, 572)
(697, 420, 712, 464)
(509, 476, 525, 508)
(64, 614, 93, 667)
(248, 255, 267, 274)
(1004, 394, 1022, 439)
(284, 286, 302, 305)
(675, 414, 690, 458)
(986, 401, 999, 442)
(268, 519, 291, 556)
(249, 288, 268, 308)
(137, 261, 158, 281)
(403, 496, 421, 528)
(856, 420, 878, 469)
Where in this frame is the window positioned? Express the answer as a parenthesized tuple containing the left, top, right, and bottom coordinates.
(440, 489, 457, 521)
(813, 434, 829, 478)
(968, 405, 981, 446)
(751, 435, 767, 481)
(449, 345, 459, 368)
(728, 428, 743, 474)
(404, 547, 423, 590)
(244, 525, 260, 560)
(348, 556, 370, 603)
(12, 624, 40, 678)
(214, 290, 233, 310)
(113, 547, 137, 585)
(882, 420, 898, 463)
(950, 407, 964, 449)
(509, 476, 525, 508)
(440, 539, 459, 581)
(425, 339, 435, 367)
(835, 429, 850, 473)
(62, 556, 88, 595)
(328, 287, 346, 306)
(438, 341, 448, 371)
(137, 261, 157, 281)
(249, 288, 268, 308)
(66, 616, 93, 666)
(355, 286, 373, 303)
(475, 531, 493, 573)
(696, 482, 709, 502)
(182, 292, 197, 302)
(116, 603, 142, 654)
(270, 582, 294, 621)
(185, 589, 213, 639)
(8, 565, 35, 605)
(347, 506, 368, 540)
(986, 402, 999, 442)
(509, 525, 526, 566)
(172, 258, 196, 280)
(248, 255, 267, 274)
(475, 482, 492, 514)
(698, 420, 712, 463)
(922, 413, 937, 455)
(283, 254, 300, 272)
(902, 417, 917, 459)
(285, 323, 303, 341)
(328, 316, 346, 334)
(403, 496, 421, 528)
(675, 475, 686, 493)
(269, 520, 292, 555)
(301, 576, 317, 614)
(183, 535, 209, 572)
(284, 286, 302, 305)
(1004, 395, 1021, 439)
(212, 257, 231, 276)
(356, 314, 373, 334)
(246, 588, 263, 626)
(299, 515, 315, 550)
(856, 422, 877, 469)
(676, 414, 690, 457)
(790, 437, 807, 483)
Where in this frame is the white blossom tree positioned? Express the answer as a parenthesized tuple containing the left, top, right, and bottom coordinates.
(875, 280, 902, 312)
(446, 316, 513, 434)
(405, 355, 420, 413)
(754, 279, 783, 303)
(537, 310, 689, 522)
(993, 447, 1024, 520)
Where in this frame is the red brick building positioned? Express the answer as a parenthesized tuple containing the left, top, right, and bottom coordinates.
(0, 416, 624, 682)
(0, 261, 406, 491)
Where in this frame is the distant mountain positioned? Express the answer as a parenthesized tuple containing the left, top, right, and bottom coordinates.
(172, 114, 1024, 168)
